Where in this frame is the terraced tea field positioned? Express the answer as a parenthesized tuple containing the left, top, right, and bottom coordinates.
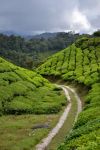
(0, 57, 67, 149)
(38, 37, 100, 86)
(0, 57, 66, 115)
(37, 37, 100, 150)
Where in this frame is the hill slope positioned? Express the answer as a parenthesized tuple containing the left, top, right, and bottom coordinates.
(37, 37, 100, 85)
(37, 37, 100, 149)
(0, 57, 66, 115)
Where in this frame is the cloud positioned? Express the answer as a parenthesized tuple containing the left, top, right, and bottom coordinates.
(78, 0, 100, 30)
(0, 0, 99, 34)
(70, 8, 94, 33)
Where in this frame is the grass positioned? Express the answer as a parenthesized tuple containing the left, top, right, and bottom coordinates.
(0, 114, 61, 150)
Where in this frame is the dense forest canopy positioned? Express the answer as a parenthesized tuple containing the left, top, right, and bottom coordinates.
(93, 30, 100, 37)
(0, 32, 80, 69)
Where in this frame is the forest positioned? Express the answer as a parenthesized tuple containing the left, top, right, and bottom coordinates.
(0, 32, 79, 69)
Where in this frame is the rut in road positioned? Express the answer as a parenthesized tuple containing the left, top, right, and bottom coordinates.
(36, 85, 82, 150)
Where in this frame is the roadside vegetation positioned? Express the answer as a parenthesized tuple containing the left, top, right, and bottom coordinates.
(37, 36, 100, 149)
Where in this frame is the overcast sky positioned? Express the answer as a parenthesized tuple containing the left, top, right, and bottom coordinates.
(0, 0, 100, 35)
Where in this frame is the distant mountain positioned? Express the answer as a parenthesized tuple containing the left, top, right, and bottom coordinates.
(0, 31, 58, 39)
(32, 32, 58, 39)
(0, 30, 17, 36)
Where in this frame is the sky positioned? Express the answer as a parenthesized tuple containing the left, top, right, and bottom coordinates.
(0, 0, 100, 35)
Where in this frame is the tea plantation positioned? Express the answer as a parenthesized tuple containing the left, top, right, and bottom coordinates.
(0, 57, 66, 115)
(37, 37, 100, 149)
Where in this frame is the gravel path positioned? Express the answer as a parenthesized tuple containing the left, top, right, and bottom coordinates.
(36, 85, 82, 150)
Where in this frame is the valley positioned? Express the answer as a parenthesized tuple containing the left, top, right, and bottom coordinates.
(0, 0, 100, 149)
(0, 33, 100, 150)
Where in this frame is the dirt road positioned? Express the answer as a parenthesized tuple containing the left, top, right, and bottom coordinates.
(36, 85, 82, 150)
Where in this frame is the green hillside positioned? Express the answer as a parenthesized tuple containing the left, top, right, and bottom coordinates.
(37, 37, 100, 149)
(0, 57, 66, 115)
(37, 37, 100, 85)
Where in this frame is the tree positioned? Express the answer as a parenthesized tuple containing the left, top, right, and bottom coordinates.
(93, 30, 100, 37)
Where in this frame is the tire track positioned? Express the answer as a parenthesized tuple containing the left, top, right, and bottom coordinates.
(36, 85, 82, 150)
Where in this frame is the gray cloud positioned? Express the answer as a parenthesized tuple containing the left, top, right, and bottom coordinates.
(0, 0, 99, 34)
(78, 0, 100, 31)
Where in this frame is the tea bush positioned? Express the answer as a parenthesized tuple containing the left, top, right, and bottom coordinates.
(37, 37, 100, 150)
(0, 57, 66, 115)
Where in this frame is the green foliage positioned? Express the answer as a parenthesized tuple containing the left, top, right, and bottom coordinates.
(38, 37, 100, 85)
(0, 57, 66, 115)
(75, 37, 89, 48)
(58, 130, 100, 150)
(0, 32, 79, 69)
(93, 30, 100, 37)
(37, 36, 100, 150)
(57, 84, 100, 149)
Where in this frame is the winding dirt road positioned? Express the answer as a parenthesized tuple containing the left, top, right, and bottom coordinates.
(36, 85, 82, 150)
